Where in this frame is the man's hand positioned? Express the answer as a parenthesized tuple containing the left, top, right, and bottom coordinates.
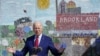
(58, 43, 67, 53)
(7, 47, 16, 53)
(60, 43, 66, 49)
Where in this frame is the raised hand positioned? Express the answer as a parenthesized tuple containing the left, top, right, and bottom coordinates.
(7, 47, 16, 53)
(60, 43, 67, 49)
(58, 43, 67, 53)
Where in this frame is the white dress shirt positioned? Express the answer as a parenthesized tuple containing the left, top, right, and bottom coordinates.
(34, 34, 42, 45)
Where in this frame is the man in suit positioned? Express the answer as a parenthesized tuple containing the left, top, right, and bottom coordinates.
(7, 21, 66, 56)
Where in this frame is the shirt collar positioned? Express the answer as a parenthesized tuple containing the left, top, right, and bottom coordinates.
(35, 34, 42, 44)
(35, 34, 42, 38)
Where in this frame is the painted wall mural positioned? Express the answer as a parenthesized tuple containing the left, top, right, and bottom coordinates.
(0, 0, 100, 56)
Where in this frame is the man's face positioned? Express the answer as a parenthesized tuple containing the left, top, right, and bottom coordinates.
(33, 23, 43, 36)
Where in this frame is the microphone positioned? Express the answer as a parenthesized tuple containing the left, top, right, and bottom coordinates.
(37, 47, 42, 52)
(32, 47, 42, 55)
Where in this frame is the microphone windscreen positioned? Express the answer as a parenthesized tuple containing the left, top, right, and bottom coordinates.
(32, 47, 42, 55)
(37, 47, 42, 52)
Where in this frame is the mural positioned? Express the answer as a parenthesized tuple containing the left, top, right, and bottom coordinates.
(0, 0, 100, 56)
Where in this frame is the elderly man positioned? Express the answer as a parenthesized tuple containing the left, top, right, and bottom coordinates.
(7, 21, 66, 56)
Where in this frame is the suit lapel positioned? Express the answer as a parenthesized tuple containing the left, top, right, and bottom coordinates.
(39, 35, 45, 46)
(29, 35, 35, 48)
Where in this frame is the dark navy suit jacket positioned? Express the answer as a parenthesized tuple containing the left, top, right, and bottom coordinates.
(13, 34, 62, 56)
(95, 37, 100, 55)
